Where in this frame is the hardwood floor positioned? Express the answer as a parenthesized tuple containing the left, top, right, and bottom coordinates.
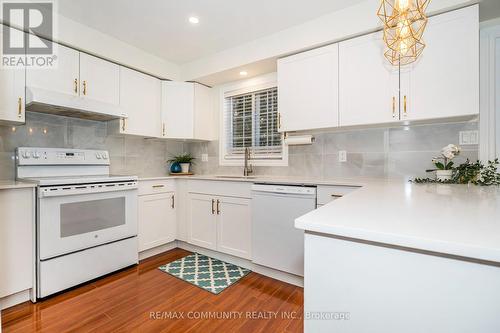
(1, 248, 303, 333)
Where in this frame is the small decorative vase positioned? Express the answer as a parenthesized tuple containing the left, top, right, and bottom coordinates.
(180, 163, 190, 173)
(436, 170, 453, 181)
(170, 162, 181, 174)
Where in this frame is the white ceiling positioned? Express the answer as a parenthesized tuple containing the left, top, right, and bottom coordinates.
(57, 0, 365, 65)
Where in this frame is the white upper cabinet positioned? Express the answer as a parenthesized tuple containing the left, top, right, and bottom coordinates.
(162, 81, 194, 139)
(339, 32, 400, 126)
(0, 26, 25, 124)
(79, 53, 120, 106)
(117, 67, 161, 137)
(403, 6, 479, 121)
(278, 44, 339, 132)
(26, 41, 80, 98)
(161, 81, 215, 140)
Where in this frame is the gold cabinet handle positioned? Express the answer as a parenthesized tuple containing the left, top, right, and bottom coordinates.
(403, 95, 407, 116)
(152, 184, 164, 188)
(331, 194, 343, 198)
(216, 199, 220, 215)
(392, 96, 396, 118)
(171, 195, 175, 209)
(122, 118, 126, 132)
(82, 80, 87, 95)
(74, 78, 78, 94)
(211, 199, 215, 215)
(162, 123, 166, 137)
(17, 97, 22, 118)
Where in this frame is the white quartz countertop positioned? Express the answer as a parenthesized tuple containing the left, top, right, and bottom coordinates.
(138, 174, 369, 186)
(295, 180, 500, 263)
(0, 180, 37, 190)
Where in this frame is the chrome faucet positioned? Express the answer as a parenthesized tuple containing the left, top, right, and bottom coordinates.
(243, 147, 253, 176)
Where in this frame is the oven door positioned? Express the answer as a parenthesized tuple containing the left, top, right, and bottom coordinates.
(38, 181, 138, 260)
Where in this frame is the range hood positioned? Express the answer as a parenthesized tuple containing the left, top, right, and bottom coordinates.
(26, 87, 127, 121)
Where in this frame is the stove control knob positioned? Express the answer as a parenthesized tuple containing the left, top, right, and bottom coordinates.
(33, 152, 40, 159)
(95, 152, 102, 159)
(22, 151, 31, 159)
(101, 152, 108, 159)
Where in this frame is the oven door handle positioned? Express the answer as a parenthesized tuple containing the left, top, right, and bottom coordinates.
(39, 182, 138, 198)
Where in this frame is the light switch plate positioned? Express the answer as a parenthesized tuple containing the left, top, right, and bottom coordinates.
(459, 131, 479, 145)
(338, 150, 347, 162)
(201, 154, 208, 162)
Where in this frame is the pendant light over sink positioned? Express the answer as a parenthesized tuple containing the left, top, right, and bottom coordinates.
(377, 0, 431, 65)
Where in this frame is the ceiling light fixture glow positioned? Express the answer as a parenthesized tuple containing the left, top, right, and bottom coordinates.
(188, 16, 199, 24)
(239, 71, 248, 76)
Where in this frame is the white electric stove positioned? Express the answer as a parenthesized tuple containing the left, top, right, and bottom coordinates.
(16, 147, 139, 299)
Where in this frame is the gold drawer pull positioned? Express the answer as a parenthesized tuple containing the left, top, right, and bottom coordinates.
(152, 184, 165, 188)
(17, 97, 22, 118)
(331, 194, 343, 198)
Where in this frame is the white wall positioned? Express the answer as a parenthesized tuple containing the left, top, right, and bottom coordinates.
(180, 0, 477, 81)
(496, 39, 500, 158)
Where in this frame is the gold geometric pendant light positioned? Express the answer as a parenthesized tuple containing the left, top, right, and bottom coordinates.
(377, 0, 431, 65)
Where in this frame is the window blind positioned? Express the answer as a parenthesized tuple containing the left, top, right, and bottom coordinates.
(224, 87, 282, 160)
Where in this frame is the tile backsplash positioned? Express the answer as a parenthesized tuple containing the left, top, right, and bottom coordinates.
(0, 112, 188, 180)
(189, 121, 479, 180)
(0, 112, 479, 181)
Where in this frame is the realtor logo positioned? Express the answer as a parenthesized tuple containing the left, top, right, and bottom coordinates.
(1, 1, 56, 68)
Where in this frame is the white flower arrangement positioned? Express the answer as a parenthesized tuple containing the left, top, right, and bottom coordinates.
(432, 144, 461, 170)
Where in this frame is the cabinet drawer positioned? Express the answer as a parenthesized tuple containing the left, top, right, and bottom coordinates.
(138, 179, 176, 196)
(317, 185, 359, 205)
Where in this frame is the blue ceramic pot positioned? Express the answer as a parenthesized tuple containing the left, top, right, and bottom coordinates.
(170, 162, 182, 173)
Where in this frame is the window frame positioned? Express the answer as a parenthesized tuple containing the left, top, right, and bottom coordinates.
(219, 73, 288, 167)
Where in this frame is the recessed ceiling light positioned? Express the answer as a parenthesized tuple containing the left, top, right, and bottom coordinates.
(188, 16, 199, 24)
(239, 71, 248, 76)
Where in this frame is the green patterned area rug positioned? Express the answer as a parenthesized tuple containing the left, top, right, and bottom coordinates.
(158, 253, 251, 294)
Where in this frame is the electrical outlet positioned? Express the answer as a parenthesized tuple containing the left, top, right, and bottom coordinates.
(201, 154, 208, 162)
(338, 150, 347, 162)
(459, 131, 479, 145)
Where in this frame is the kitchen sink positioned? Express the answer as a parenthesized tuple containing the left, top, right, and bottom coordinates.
(214, 175, 257, 179)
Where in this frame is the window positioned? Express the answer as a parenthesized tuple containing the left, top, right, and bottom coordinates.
(222, 86, 287, 165)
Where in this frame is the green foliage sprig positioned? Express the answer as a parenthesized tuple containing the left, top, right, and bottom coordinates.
(412, 159, 500, 186)
(167, 153, 196, 164)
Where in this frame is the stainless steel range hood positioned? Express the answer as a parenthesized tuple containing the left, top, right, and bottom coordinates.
(26, 87, 127, 121)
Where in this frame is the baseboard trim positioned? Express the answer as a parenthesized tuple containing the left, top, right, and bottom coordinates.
(0, 289, 31, 310)
(177, 241, 304, 287)
(139, 241, 179, 261)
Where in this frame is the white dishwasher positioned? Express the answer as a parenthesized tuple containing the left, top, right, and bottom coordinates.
(251, 184, 316, 276)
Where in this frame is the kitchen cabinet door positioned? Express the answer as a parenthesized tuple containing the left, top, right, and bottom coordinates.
(0, 188, 34, 298)
(79, 53, 120, 106)
(138, 192, 176, 252)
(339, 31, 400, 126)
(26, 40, 80, 97)
(404, 6, 479, 121)
(193, 83, 215, 141)
(0, 26, 25, 124)
(216, 196, 251, 259)
(162, 81, 194, 139)
(188, 193, 217, 250)
(119, 67, 162, 137)
(278, 44, 339, 132)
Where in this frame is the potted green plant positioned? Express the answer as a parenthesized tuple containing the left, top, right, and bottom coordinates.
(168, 153, 196, 174)
(432, 144, 461, 181)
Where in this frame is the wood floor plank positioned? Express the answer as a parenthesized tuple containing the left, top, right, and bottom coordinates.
(1, 248, 303, 333)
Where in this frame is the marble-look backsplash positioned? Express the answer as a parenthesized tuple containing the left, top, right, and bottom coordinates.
(0, 112, 479, 181)
(189, 121, 479, 180)
(0, 112, 188, 180)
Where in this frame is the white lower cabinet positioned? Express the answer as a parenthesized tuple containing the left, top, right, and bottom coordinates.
(216, 196, 252, 259)
(138, 185, 176, 252)
(188, 193, 251, 259)
(188, 193, 218, 250)
(0, 188, 34, 299)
